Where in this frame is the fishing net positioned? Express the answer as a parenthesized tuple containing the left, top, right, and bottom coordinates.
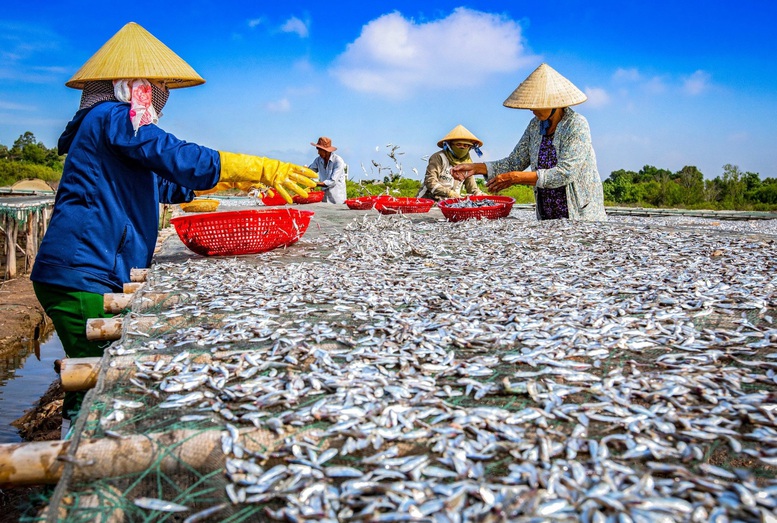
(35, 208, 777, 522)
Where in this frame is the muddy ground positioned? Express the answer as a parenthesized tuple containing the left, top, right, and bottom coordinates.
(0, 274, 62, 521)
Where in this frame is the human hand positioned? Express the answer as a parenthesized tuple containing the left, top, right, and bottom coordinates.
(450, 164, 477, 182)
(486, 172, 523, 193)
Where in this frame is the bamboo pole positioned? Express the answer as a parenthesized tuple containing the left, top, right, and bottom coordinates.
(123, 282, 143, 293)
(103, 293, 134, 314)
(38, 485, 124, 523)
(0, 440, 69, 486)
(41, 206, 50, 238)
(136, 291, 193, 312)
(130, 268, 148, 282)
(59, 357, 102, 392)
(0, 428, 281, 487)
(25, 214, 37, 274)
(104, 291, 189, 314)
(85, 315, 158, 341)
(4, 215, 17, 280)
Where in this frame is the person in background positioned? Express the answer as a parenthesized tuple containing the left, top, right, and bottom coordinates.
(417, 124, 485, 201)
(451, 63, 606, 221)
(30, 22, 317, 426)
(309, 137, 347, 204)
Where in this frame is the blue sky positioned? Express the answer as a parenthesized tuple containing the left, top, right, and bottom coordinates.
(1, 1, 775, 181)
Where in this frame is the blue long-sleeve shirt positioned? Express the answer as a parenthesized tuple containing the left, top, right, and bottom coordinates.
(31, 101, 221, 293)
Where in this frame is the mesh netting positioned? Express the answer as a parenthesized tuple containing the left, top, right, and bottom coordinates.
(37, 210, 777, 522)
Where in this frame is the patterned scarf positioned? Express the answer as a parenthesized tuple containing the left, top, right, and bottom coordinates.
(79, 79, 169, 135)
(114, 79, 170, 134)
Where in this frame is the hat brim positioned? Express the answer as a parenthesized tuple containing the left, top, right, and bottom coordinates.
(503, 63, 587, 110)
(311, 142, 337, 152)
(437, 124, 483, 148)
(66, 22, 204, 90)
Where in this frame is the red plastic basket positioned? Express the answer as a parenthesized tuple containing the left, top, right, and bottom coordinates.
(438, 195, 515, 222)
(292, 190, 325, 204)
(345, 195, 380, 210)
(374, 197, 435, 215)
(170, 209, 313, 256)
(260, 192, 289, 206)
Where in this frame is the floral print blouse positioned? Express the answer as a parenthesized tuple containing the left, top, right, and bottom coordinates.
(486, 108, 607, 221)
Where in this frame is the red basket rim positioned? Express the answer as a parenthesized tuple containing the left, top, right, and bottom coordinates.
(347, 195, 380, 201)
(374, 197, 435, 214)
(345, 195, 381, 210)
(170, 208, 314, 225)
(375, 197, 435, 206)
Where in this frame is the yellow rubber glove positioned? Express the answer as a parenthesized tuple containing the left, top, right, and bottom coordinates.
(217, 151, 318, 204)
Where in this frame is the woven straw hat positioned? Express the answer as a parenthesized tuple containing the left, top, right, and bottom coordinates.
(66, 22, 204, 89)
(437, 124, 483, 148)
(503, 63, 587, 109)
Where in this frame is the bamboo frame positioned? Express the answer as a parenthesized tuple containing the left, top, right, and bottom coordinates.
(59, 357, 102, 392)
(0, 428, 281, 487)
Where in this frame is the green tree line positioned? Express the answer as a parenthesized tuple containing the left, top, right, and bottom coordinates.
(0, 132, 64, 187)
(603, 164, 777, 211)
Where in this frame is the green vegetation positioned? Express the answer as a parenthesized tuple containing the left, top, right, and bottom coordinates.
(3, 133, 775, 211)
(603, 164, 777, 211)
(0, 132, 64, 187)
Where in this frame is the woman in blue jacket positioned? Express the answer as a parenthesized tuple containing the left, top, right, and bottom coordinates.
(31, 22, 317, 421)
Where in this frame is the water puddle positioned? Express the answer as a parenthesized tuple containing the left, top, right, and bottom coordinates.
(0, 327, 65, 443)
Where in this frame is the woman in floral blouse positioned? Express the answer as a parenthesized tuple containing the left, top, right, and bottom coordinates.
(452, 63, 606, 221)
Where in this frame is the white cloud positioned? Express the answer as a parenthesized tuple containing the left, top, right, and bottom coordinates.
(331, 8, 534, 98)
(644, 76, 667, 94)
(266, 98, 291, 112)
(683, 70, 710, 95)
(281, 16, 309, 38)
(613, 67, 641, 82)
(248, 18, 264, 28)
(292, 58, 314, 73)
(584, 86, 610, 108)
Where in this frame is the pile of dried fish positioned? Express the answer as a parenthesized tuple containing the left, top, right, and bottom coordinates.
(447, 198, 500, 208)
(82, 212, 777, 522)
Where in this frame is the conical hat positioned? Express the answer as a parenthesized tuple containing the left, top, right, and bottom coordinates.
(66, 22, 205, 89)
(437, 124, 483, 148)
(503, 63, 586, 109)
